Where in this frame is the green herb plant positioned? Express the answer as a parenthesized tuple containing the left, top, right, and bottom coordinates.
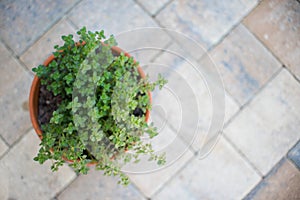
(33, 27, 167, 185)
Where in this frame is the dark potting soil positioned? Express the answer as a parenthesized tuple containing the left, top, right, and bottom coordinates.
(38, 85, 145, 127)
(38, 85, 62, 126)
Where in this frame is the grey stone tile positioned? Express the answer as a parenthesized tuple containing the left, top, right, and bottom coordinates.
(127, 121, 194, 197)
(210, 24, 281, 105)
(245, 159, 300, 200)
(146, 44, 239, 152)
(288, 140, 300, 169)
(68, 0, 171, 65)
(244, 0, 300, 80)
(0, 137, 8, 157)
(0, 42, 33, 145)
(0, 0, 79, 55)
(68, 0, 157, 34)
(58, 168, 145, 200)
(0, 129, 76, 200)
(156, 0, 258, 49)
(145, 54, 210, 152)
(190, 92, 239, 152)
(20, 19, 77, 72)
(225, 69, 300, 175)
(225, 92, 240, 122)
(153, 137, 261, 200)
(137, 0, 170, 15)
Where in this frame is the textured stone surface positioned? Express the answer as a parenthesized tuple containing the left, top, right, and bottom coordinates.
(68, 0, 157, 34)
(148, 44, 239, 152)
(153, 137, 261, 200)
(225, 69, 300, 175)
(146, 52, 210, 153)
(190, 92, 239, 152)
(0, 129, 76, 200)
(245, 159, 300, 200)
(127, 121, 194, 197)
(0, 0, 79, 55)
(0, 137, 8, 157)
(20, 19, 77, 71)
(288, 140, 300, 169)
(210, 24, 281, 105)
(156, 0, 258, 49)
(68, 0, 170, 65)
(244, 0, 300, 80)
(137, 0, 170, 16)
(58, 168, 145, 200)
(0, 42, 33, 145)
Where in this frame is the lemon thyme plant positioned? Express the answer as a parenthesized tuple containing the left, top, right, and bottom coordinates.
(32, 27, 167, 185)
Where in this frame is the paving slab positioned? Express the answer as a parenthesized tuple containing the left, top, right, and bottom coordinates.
(288, 140, 300, 169)
(137, 0, 170, 16)
(147, 44, 239, 152)
(0, 0, 79, 55)
(210, 24, 281, 105)
(245, 159, 300, 200)
(68, 0, 157, 34)
(127, 120, 194, 198)
(58, 167, 145, 200)
(190, 92, 239, 152)
(244, 0, 300, 80)
(0, 129, 76, 200)
(145, 55, 210, 152)
(225, 69, 300, 175)
(0, 42, 33, 145)
(20, 19, 77, 72)
(153, 137, 261, 200)
(156, 0, 258, 49)
(68, 0, 171, 65)
(0, 137, 8, 157)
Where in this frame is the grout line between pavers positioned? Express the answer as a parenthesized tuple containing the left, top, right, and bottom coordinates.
(204, 1, 261, 54)
(148, 40, 173, 63)
(222, 68, 282, 131)
(66, 16, 79, 31)
(225, 66, 282, 125)
(242, 156, 289, 200)
(286, 138, 300, 170)
(282, 65, 300, 85)
(133, 0, 154, 18)
(220, 67, 284, 177)
(153, 0, 174, 17)
(145, 1, 288, 184)
(154, 110, 197, 153)
(0, 134, 10, 149)
(240, 2, 300, 80)
(0, 148, 9, 161)
(127, 178, 150, 200)
(18, 0, 83, 57)
(54, 173, 79, 199)
(150, 153, 196, 199)
(223, 134, 263, 177)
(241, 23, 288, 71)
(0, 38, 33, 76)
(0, 127, 33, 160)
(187, 3, 264, 108)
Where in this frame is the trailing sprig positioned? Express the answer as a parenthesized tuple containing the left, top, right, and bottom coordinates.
(33, 27, 167, 185)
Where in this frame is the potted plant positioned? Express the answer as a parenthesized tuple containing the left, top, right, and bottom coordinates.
(29, 27, 167, 185)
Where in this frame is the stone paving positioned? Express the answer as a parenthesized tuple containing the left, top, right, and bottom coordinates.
(0, 0, 300, 199)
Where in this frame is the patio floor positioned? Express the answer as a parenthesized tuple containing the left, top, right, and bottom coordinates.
(0, 0, 299, 199)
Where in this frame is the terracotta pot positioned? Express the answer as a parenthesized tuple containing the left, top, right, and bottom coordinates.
(29, 45, 151, 164)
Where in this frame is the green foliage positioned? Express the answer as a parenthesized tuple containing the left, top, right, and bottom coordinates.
(32, 27, 167, 185)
